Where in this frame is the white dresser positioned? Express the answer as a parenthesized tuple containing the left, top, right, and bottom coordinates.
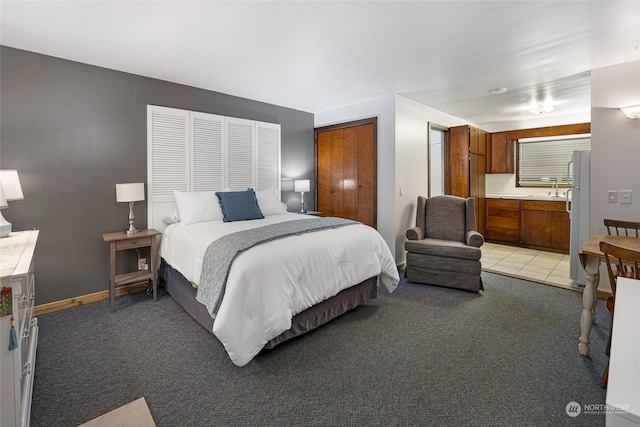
(606, 276, 640, 426)
(0, 230, 39, 427)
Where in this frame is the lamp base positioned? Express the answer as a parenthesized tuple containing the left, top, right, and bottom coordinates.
(125, 227, 139, 235)
(124, 201, 139, 234)
(0, 211, 12, 238)
(299, 191, 306, 214)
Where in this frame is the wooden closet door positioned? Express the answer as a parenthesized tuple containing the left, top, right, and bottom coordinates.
(316, 119, 377, 228)
(317, 130, 333, 218)
(357, 124, 375, 227)
(329, 129, 345, 217)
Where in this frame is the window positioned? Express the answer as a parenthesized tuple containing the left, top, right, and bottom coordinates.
(517, 134, 591, 186)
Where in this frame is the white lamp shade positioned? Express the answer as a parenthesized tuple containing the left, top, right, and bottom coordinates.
(116, 183, 145, 202)
(0, 169, 24, 201)
(294, 179, 310, 193)
(0, 183, 7, 209)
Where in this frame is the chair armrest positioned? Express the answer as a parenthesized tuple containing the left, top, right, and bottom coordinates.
(406, 227, 424, 241)
(466, 230, 484, 248)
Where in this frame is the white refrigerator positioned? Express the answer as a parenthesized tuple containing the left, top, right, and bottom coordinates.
(568, 150, 591, 286)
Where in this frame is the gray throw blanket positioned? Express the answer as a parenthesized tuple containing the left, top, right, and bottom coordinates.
(197, 217, 359, 316)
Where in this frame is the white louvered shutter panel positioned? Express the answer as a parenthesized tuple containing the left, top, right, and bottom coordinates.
(256, 121, 281, 192)
(148, 106, 190, 197)
(191, 112, 225, 191)
(226, 117, 255, 190)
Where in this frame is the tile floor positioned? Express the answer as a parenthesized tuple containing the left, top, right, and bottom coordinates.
(481, 242, 577, 290)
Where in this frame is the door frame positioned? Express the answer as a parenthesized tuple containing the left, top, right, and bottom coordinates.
(314, 117, 378, 228)
(427, 122, 449, 198)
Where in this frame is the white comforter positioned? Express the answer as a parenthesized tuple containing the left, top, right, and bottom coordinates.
(160, 213, 399, 366)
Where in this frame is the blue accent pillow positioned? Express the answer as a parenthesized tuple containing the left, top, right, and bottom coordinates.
(216, 189, 265, 222)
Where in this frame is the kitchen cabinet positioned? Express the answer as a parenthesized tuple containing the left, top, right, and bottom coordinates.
(486, 198, 570, 253)
(550, 211, 570, 251)
(486, 198, 520, 243)
(487, 132, 514, 174)
(448, 125, 486, 235)
(520, 208, 552, 247)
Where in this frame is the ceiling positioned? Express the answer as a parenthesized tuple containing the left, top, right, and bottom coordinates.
(2, 1, 639, 129)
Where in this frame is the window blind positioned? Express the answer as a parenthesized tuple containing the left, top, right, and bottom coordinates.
(518, 135, 591, 186)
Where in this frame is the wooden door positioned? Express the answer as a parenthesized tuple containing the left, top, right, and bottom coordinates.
(448, 125, 470, 198)
(316, 119, 377, 228)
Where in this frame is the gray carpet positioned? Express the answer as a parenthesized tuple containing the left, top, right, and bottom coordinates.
(31, 272, 609, 426)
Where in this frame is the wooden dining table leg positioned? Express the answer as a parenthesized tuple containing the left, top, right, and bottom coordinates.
(579, 253, 601, 356)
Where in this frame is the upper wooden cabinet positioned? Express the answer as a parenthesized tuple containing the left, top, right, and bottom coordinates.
(448, 125, 486, 235)
(487, 131, 514, 174)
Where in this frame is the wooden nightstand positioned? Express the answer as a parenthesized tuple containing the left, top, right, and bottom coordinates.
(102, 229, 160, 312)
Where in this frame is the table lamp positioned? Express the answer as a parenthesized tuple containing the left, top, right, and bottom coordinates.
(294, 179, 310, 214)
(116, 182, 145, 234)
(0, 169, 25, 238)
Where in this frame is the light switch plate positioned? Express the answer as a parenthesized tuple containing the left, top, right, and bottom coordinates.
(619, 190, 632, 204)
(608, 190, 618, 203)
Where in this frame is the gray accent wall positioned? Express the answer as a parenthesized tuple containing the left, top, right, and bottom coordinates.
(1, 46, 315, 305)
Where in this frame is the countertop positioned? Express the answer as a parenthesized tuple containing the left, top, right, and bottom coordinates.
(486, 193, 569, 201)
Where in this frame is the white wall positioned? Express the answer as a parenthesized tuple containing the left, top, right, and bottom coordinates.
(394, 95, 469, 263)
(314, 95, 397, 258)
(590, 59, 640, 291)
(591, 60, 640, 232)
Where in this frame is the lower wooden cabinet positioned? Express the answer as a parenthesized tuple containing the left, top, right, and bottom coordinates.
(486, 198, 570, 253)
(550, 211, 571, 252)
(486, 198, 520, 243)
(520, 210, 552, 247)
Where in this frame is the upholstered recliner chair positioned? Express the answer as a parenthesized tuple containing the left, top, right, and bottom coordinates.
(405, 195, 484, 292)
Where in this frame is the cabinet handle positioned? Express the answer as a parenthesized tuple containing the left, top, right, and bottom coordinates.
(22, 362, 32, 376)
(131, 240, 137, 244)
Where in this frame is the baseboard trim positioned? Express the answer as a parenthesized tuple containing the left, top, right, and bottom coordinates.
(34, 282, 149, 316)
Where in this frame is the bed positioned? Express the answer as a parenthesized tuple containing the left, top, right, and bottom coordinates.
(156, 189, 399, 366)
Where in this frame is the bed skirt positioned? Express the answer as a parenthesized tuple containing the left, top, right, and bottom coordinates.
(158, 260, 378, 351)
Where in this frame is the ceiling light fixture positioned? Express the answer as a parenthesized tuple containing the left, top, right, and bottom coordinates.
(529, 104, 554, 115)
(488, 87, 507, 94)
(620, 104, 640, 119)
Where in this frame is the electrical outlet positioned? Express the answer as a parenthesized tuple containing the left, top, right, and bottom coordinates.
(608, 190, 618, 203)
(138, 258, 147, 271)
(619, 190, 632, 204)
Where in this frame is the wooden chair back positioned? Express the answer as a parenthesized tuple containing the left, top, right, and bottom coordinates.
(604, 219, 640, 237)
(598, 241, 640, 388)
(599, 241, 640, 297)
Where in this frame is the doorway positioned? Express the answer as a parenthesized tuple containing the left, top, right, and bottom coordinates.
(428, 123, 448, 197)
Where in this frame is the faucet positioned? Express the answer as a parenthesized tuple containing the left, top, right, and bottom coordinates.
(552, 181, 559, 197)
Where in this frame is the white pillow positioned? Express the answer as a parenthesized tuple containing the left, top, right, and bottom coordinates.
(174, 191, 223, 226)
(256, 189, 288, 215)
